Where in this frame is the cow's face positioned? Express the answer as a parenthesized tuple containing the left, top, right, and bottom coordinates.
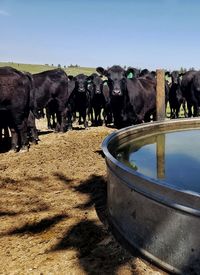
(75, 74, 88, 93)
(96, 66, 126, 96)
(171, 71, 180, 85)
(90, 74, 103, 94)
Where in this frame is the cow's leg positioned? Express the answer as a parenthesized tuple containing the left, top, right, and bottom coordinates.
(176, 105, 181, 118)
(18, 119, 29, 152)
(60, 111, 68, 133)
(90, 106, 95, 126)
(90, 108, 94, 126)
(187, 104, 192, 117)
(103, 104, 112, 126)
(0, 128, 2, 144)
(72, 112, 77, 122)
(52, 113, 56, 129)
(93, 109, 98, 126)
(96, 109, 100, 126)
(0, 127, 8, 143)
(144, 112, 151, 122)
(10, 127, 19, 152)
(30, 127, 39, 144)
(169, 102, 175, 118)
(193, 100, 199, 117)
(46, 107, 52, 129)
(78, 112, 82, 125)
(182, 100, 188, 118)
(113, 112, 122, 129)
(4, 127, 9, 139)
(66, 107, 73, 131)
(28, 112, 39, 144)
(87, 105, 93, 125)
(97, 107, 102, 126)
(102, 109, 106, 125)
(55, 112, 61, 132)
(82, 109, 88, 129)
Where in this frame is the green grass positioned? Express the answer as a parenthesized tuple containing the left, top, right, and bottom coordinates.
(166, 103, 186, 118)
(0, 62, 96, 76)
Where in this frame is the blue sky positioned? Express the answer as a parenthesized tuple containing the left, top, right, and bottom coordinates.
(0, 0, 199, 70)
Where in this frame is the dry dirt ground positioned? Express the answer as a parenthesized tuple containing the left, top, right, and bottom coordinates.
(0, 120, 167, 275)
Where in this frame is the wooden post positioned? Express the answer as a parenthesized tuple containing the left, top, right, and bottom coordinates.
(156, 69, 165, 121)
(156, 134, 165, 179)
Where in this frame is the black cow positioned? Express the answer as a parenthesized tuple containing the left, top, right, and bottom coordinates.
(87, 73, 106, 126)
(181, 70, 198, 117)
(167, 71, 187, 118)
(0, 67, 34, 152)
(68, 74, 90, 129)
(191, 71, 200, 116)
(140, 69, 170, 114)
(33, 69, 75, 132)
(96, 65, 156, 128)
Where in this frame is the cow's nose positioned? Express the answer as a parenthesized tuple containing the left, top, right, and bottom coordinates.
(113, 89, 121, 95)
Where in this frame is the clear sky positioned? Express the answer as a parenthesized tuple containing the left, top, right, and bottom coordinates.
(0, 0, 200, 70)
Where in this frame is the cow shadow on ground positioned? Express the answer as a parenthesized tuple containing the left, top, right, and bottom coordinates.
(73, 175, 108, 225)
(0, 174, 71, 239)
(0, 175, 48, 202)
(50, 173, 142, 275)
(37, 129, 53, 136)
(5, 214, 68, 236)
(0, 175, 63, 236)
(72, 126, 89, 131)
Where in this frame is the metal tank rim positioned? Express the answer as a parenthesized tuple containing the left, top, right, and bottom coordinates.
(102, 118, 200, 216)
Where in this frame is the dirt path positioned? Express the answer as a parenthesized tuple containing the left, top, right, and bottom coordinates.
(0, 122, 166, 275)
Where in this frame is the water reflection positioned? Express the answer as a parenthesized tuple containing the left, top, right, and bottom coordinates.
(115, 129, 200, 193)
(156, 134, 165, 180)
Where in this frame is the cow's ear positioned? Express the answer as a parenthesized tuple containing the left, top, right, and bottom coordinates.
(87, 75, 92, 82)
(87, 77, 92, 83)
(87, 73, 96, 82)
(125, 67, 139, 78)
(96, 67, 108, 76)
(151, 71, 156, 77)
(68, 75, 74, 81)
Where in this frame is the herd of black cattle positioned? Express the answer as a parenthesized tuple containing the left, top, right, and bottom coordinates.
(0, 65, 199, 152)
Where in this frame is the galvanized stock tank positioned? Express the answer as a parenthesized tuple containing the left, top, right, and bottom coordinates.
(102, 118, 200, 274)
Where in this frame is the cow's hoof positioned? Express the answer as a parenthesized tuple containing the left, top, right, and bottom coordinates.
(10, 145, 19, 153)
(32, 140, 38, 145)
(8, 149, 16, 154)
(20, 146, 29, 153)
(67, 126, 73, 131)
